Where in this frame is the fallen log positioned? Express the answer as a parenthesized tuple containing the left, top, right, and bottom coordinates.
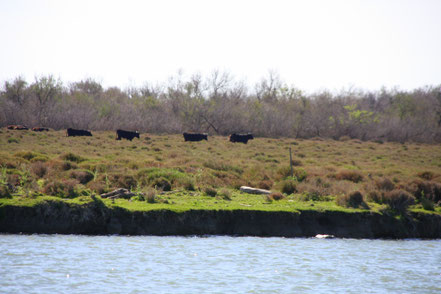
(100, 188, 136, 199)
(240, 186, 271, 195)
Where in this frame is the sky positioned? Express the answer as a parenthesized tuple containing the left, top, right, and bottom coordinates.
(1, 0, 440, 92)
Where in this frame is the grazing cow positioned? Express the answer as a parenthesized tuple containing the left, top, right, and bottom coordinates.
(7, 125, 28, 130)
(183, 132, 208, 142)
(116, 129, 140, 141)
(229, 133, 254, 144)
(32, 127, 49, 132)
(66, 128, 92, 137)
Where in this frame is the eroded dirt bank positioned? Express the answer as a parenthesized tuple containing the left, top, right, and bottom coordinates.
(0, 200, 440, 238)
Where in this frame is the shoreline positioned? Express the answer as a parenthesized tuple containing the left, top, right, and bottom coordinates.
(1, 200, 440, 239)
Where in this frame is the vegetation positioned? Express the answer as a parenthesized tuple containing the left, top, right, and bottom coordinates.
(1, 74, 441, 143)
(0, 129, 440, 215)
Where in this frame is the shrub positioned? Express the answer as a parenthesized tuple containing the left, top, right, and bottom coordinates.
(61, 152, 85, 163)
(383, 189, 415, 211)
(367, 190, 382, 203)
(14, 151, 38, 161)
(293, 168, 307, 182)
(43, 179, 80, 198)
(204, 187, 217, 197)
(258, 179, 273, 190)
(30, 162, 48, 178)
(8, 138, 19, 143)
(87, 180, 107, 194)
(182, 178, 196, 191)
(113, 174, 137, 189)
(151, 177, 171, 191)
(336, 191, 366, 208)
(336, 170, 363, 183)
(71, 170, 94, 184)
(403, 180, 441, 204)
(375, 177, 395, 191)
(418, 171, 434, 181)
(61, 161, 78, 171)
(421, 197, 435, 211)
(269, 192, 285, 201)
(281, 179, 297, 195)
(0, 184, 12, 198)
(277, 166, 307, 182)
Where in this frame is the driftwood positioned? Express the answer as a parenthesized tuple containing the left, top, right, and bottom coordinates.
(239, 186, 271, 195)
(100, 188, 136, 199)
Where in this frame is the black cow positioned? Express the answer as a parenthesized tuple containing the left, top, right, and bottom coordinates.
(229, 133, 254, 144)
(66, 128, 92, 137)
(183, 132, 208, 142)
(116, 129, 140, 141)
(32, 127, 49, 132)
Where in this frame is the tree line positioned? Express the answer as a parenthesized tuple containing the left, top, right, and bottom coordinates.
(1, 72, 441, 143)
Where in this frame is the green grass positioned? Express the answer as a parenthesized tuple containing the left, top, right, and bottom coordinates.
(1, 128, 440, 215)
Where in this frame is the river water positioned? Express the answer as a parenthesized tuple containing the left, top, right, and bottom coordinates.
(0, 235, 440, 293)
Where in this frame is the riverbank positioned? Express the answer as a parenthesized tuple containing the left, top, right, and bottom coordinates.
(1, 197, 440, 238)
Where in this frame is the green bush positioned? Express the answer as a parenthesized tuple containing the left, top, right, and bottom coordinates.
(281, 179, 297, 195)
(383, 189, 415, 211)
(8, 138, 19, 144)
(0, 184, 12, 198)
(70, 170, 94, 184)
(43, 179, 80, 198)
(375, 177, 395, 191)
(337, 191, 366, 208)
(204, 187, 217, 197)
(421, 197, 435, 211)
(336, 170, 363, 183)
(61, 152, 85, 163)
(151, 177, 171, 191)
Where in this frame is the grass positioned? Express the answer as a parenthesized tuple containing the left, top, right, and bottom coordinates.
(0, 128, 441, 215)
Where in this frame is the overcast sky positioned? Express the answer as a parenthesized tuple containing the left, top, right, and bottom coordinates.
(1, 0, 440, 92)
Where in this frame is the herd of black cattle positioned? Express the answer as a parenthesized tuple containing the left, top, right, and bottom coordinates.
(5, 125, 255, 144)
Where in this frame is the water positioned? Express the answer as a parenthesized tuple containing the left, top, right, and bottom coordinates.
(1, 235, 440, 293)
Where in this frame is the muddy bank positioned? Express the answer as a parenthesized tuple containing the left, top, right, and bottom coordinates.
(0, 200, 440, 238)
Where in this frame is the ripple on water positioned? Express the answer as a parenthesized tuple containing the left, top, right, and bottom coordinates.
(0, 235, 441, 293)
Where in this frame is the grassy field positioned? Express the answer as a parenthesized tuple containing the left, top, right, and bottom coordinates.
(1, 128, 440, 214)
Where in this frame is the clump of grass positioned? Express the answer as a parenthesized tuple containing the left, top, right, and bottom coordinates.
(14, 151, 38, 161)
(280, 179, 297, 195)
(204, 187, 217, 197)
(335, 170, 363, 183)
(146, 189, 157, 203)
(375, 177, 395, 191)
(60, 152, 85, 163)
(219, 188, 232, 200)
(8, 137, 19, 143)
(30, 161, 48, 178)
(269, 192, 285, 201)
(203, 160, 243, 175)
(336, 191, 367, 208)
(182, 177, 196, 191)
(417, 171, 435, 181)
(383, 189, 415, 211)
(70, 170, 94, 184)
(0, 184, 12, 198)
